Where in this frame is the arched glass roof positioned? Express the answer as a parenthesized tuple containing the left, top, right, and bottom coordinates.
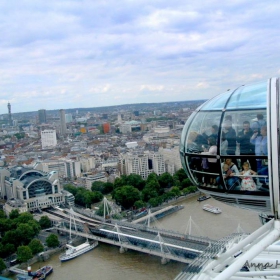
(200, 81, 267, 111)
(19, 170, 45, 181)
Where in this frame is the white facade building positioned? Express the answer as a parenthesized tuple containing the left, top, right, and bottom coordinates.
(119, 151, 166, 179)
(119, 124, 132, 133)
(158, 146, 182, 175)
(41, 130, 57, 149)
(149, 153, 165, 176)
(154, 126, 170, 133)
(80, 157, 96, 172)
(34, 159, 81, 179)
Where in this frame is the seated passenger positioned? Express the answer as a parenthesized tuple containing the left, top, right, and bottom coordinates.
(239, 162, 257, 191)
(221, 158, 240, 189)
(216, 163, 230, 186)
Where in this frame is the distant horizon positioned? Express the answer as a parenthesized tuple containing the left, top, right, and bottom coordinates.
(5, 99, 208, 115)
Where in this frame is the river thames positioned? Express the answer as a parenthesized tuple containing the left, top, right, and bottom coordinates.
(21, 195, 262, 280)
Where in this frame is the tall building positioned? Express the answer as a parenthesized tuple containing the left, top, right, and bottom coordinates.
(38, 109, 47, 124)
(60, 109, 67, 135)
(117, 113, 122, 123)
(7, 102, 12, 126)
(41, 130, 57, 149)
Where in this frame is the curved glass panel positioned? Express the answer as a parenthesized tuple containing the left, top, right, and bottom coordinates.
(222, 110, 267, 157)
(200, 90, 233, 110)
(226, 81, 267, 109)
(180, 111, 196, 153)
(182, 111, 222, 188)
(180, 80, 270, 203)
(185, 111, 222, 153)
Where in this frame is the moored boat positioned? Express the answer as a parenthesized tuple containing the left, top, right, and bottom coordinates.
(16, 265, 53, 280)
(258, 212, 274, 225)
(59, 240, 98, 262)
(203, 204, 222, 214)
(197, 195, 211, 202)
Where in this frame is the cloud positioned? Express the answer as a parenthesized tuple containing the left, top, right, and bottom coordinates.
(0, 0, 280, 113)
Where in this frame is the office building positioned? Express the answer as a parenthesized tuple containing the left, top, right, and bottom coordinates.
(38, 109, 47, 124)
(34, 159, 81, 179)
(7, 102, 12, 126)
(41, 130, 57, 149)
(60, 109, 67, 135)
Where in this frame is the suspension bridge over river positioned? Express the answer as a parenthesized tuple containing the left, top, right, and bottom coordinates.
(47, 206, 218, 264)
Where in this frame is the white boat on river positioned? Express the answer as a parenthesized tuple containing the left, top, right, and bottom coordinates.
(59, 208, 98, 262)
(203, 204, 222, 214)
(59, 240, 98, 262)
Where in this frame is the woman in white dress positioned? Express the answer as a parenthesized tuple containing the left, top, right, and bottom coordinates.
(239, 162, 257, 191)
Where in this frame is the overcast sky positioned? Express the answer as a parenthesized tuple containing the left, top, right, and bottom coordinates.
(1, 1, 280, 113)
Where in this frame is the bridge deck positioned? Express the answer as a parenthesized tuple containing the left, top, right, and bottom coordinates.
(49, 207, 213, 264)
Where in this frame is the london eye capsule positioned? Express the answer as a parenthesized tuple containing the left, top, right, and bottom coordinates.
(180, 78, 280, 216)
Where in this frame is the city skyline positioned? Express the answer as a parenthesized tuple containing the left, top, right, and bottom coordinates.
(1, 1, 280, 113)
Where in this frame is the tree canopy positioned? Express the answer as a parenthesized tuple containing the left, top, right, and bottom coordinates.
(113, 185, 141, 209)
(65, 185, 103, 207)
(174, 168, 188, 182)
(0, 211, 41, 258)
(9, 209, 20, 220)
(158, 172, 174, 189)
(0, 258, 6, 272)
(17, 246, 33, 263)
(125, 174, 145, 190)
(91, 181, 114, 195)
(0, 243, 15, 258)
(142, 179, 160, 202)
(39, 216, 52, 229)
(91, 181, 104, 192)
(46, 234, 59, 248)
(15, 224, 35, 245)
(63, 184, 79, 196)
(28, 239, 44, 255)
